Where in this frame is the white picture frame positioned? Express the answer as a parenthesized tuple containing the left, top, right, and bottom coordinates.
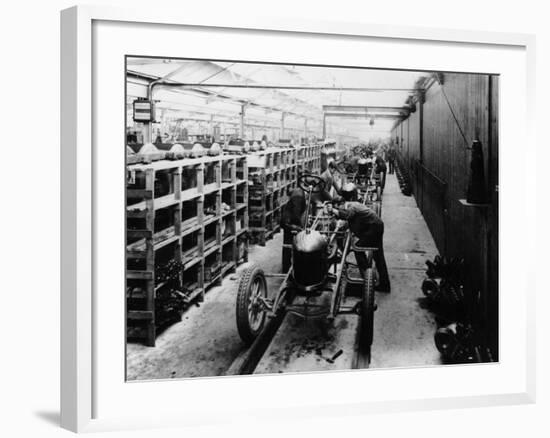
(60, 5, 536, 433)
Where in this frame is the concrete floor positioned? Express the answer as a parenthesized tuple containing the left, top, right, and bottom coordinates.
(126, 172, 441, 380)
(371, 172, 442, 368)
(253, 302, 360, 375)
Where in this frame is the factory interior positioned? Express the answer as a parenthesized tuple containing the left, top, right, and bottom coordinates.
(125, 58, 499, 379)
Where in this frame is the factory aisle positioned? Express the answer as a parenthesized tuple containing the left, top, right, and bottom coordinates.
(370, 172, 442, 368)
(126, 170, 442, 380)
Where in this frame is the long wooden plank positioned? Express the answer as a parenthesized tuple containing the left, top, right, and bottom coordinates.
(127, 310, 154, 320)
(126, 229, 152, 239)
(225, 310, 288, 376)
(127, 270, 153, 280)
(126, 189, 153, 199)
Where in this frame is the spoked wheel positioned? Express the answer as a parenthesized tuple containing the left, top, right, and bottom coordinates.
(359, 267, 375, 359)
(236, 264, 268, 345)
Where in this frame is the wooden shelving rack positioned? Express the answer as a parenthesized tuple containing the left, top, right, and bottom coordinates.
(126, 154, 248, 346)
(247, 144, 321, 246)
(297, 143, 322, 175)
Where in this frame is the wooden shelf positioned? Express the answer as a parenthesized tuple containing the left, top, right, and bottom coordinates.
(204, 274, 222, 289)
(246, 144, 319, 246)
(183, 256, 202, 271)
(203, 215, 218, 225)
(183, 288, 203, 304)
(126, 154, 249, 346)
(222, 235, 235, 245)
(222, 262, 236, 276)
(127, 193, 178, 212)
(181, 188, 200, 201)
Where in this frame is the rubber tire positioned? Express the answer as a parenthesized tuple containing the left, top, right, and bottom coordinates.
(359, 268, 375, 353)
(434, 327, 458, 359)
(236, 264, 267, 345)
(421, 278, 439, 299)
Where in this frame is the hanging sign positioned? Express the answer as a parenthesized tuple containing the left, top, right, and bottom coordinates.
(133, 99, 155, 122)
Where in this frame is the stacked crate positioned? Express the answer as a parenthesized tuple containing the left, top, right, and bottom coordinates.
(126, 154, 248, 346)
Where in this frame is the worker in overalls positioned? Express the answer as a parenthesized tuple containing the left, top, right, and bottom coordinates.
(333, 183, 391, 293)
(280, 187, 307, 273)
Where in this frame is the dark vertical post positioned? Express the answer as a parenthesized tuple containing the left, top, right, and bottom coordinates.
(240, 104, 246, 139)
(144, 168, 156, 346)
(418, 90, 425, 210)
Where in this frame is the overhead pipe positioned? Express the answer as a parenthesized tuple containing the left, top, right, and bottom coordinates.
(323, 113, 406, 119)
(150, 81, 422, 93)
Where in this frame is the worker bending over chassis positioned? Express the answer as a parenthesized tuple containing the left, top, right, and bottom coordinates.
(333, 183, 391, 293)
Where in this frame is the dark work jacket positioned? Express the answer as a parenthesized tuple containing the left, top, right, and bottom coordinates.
(281, 188, 306, 232)
(375, 156, 387, 173)
(336, 202, 382, 236)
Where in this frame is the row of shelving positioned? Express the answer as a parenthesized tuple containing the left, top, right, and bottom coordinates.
(126, 155, 249, 346)
(297, 143, 323, 175)
(247, 144, 322, 245)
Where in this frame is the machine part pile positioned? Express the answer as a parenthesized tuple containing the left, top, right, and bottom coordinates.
(421, 255, 470, 322)
(153, 260, 191, 330)
(421, 255, 495, 364)
(434, 322, 495, 364)
(395, 155, 412, 196)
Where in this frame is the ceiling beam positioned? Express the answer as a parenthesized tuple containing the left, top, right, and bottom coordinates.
(153, 82, 420, 92)
(324, 113, 405, 120)
(322, 105, 410, 113)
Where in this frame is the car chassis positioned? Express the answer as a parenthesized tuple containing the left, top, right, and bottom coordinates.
(236, 174, 380, 358)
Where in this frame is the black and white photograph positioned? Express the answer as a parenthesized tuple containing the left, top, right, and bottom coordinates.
(1, 0, 547, 434)
(125, 57, 499, 380)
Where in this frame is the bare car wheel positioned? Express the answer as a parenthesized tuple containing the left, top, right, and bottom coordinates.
(236, 264, 268, 345)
